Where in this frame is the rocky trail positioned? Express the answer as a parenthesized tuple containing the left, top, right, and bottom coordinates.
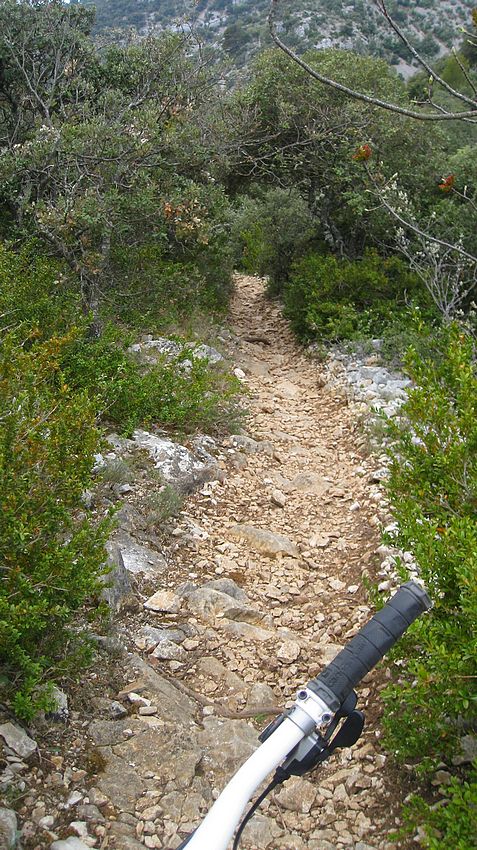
(1, 275, 408, 850)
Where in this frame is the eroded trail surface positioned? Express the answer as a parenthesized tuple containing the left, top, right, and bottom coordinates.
(91, 276, 402, 850)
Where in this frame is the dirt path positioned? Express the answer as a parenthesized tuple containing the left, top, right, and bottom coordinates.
(17, 275, 406, 850)
(108, 274, 400, 850)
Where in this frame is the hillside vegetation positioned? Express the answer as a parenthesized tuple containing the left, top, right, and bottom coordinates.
(80, 0, 475, 74)
(0, 1, 476, 846)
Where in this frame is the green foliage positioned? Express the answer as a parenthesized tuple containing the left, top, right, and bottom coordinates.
(0, 330, 110, 718)
(60, 327, 241, 437)
(144, 484, 184, 528)
(399, 770, 477, 850)
(0, 243, 78, 338)
(382, 325, 477, 763)
(230, 188, 316, 293)
(283, 250, 431, 341)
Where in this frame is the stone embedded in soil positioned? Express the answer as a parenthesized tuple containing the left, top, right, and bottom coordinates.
(0, 723, 37, 759)
(50, 837, 92, 849)
(245, 682, 277, 711)
(220, 620, 275, 642)
(228, 524, 300, 559)
(0, 808, 17, 850)
(276, 639, 301, 663)
(132, 429, 219, 491)
(288, 471, 330, 496)
(197, 716, 258, 774)
(109, 531, 166, 576)
(182, 586, 264, 624)
(276, 776, 318, 813)
(150, 639, 187, 661)
(144, 589, 181, 613)
(271, 488, 287, 507)
(309, 532, 330, 548)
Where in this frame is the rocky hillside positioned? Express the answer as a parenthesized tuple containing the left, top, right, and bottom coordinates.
(81, 0, 475, 75)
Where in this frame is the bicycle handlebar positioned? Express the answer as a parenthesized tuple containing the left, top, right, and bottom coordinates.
(174, 581, 431, 850)
(308, 581, 431, 710)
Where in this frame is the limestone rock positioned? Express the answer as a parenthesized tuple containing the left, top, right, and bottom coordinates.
(133, 430, 219, 492)
(113, 727, 201, 787)
(183, 586, 263, 625)
(196, 657, 244, 692)
(276, 776, 318, 813)
(108, 532, 166, 576)
(50, 839, 91, 850)
(0, 808, 17, 850)
(197, 717, 258, 775)
(46, 685, 69, 722)
(139, 625, 187, 648)
(204, 577, 249, 603)
(0, 723, 37, 759)
(271, 488, 287, 508)
(276, 639, 301, 663)
(453, 734, 477, 766)
(150, 639, 187, 662)
(129, 337, 222, 368)
(126, 655, 198, 724)
(289, 471, 330, 496)
(144, 590, 181, 613)
(229, 525, 300, 559)
(238, 813, 282, 847)
(228, 434, 260, 454)
(101, 542, 132, 609)
(245, 682, 277, 711)
(221, 621, 275, 642)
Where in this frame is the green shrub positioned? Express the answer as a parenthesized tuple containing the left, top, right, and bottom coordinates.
(61, 327, 242, 437)
(284, 249, 432, 341)
(230, 189, 317, 294)
(0, 243, 78, 338)
(144, 484, 184, 528)
(0, 330, 110, 718)
(381, 324, 477, 763)
(110, 241, 233, 332)
(399, 769, 477, 850)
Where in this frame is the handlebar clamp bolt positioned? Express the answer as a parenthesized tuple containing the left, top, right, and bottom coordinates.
(297, 690, 308, 700)
(322, 713, 332, 723)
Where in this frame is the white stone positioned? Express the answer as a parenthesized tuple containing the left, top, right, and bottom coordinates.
(0, 723, 37, 759)
(144, 590, 181, 613)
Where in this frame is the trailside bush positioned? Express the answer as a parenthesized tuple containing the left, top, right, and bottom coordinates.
(230, 189, 317, 295)
(0, 243, 78, 338)
(284, 250, 432, 341)
(0, 330, 110, 719)
(60, 327, 242, 437)
(399, 769, 477, 850)
(380, 325, 477, 843)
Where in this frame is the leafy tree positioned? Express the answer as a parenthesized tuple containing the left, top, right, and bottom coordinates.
(219, 46, 444, 267)
(0, 1, 229, 332)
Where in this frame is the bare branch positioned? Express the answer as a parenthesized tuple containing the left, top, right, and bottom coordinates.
(364, 165, 477, 265)
(268, 0, 477, 122)
(376, 0, 477, 109)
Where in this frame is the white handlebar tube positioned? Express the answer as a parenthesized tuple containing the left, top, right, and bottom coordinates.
(185, 687, 334, 850)
(180, 582, 431, 850)
(186, 717, 303, 850)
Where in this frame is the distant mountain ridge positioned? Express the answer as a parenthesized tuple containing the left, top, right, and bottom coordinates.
(80, 0, 476, 76)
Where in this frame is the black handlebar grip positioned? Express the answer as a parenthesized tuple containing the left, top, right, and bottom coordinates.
(308, 581, 431, 711)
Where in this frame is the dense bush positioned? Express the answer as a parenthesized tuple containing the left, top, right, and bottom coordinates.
(61, 328, 241, 437)
(380, 326, 477, 842)
(0, 331, 110, 718)
(283, 250, 432, 341)
(0, 244, 78, 338)
(230, 189, 317, 294)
